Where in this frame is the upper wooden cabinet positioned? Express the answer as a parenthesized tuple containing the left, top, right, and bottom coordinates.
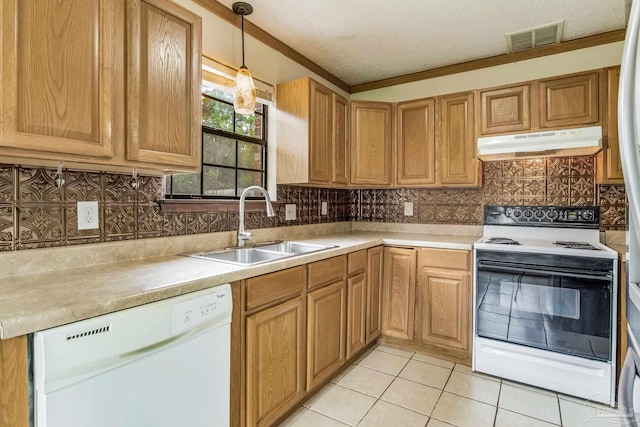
(126, 0, 202, 168)
(599, 66, 624, 183)
(350, 101, 393, 186)
(396, 99, 436, 185)
(478, 84, 531, 135)
(1, 0, 118, 159)
(539, 71, 599, 128)
(438, 92, 480, 186)
(0, 0, 202, 173)
(276, 77, 347, 186)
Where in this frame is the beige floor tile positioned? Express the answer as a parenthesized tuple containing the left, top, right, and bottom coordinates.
(501, 379, 558, 397)
(399, 359, 452, 389)
(495, 408, 559, 427)
(498, 383, 560, 425)
(357, 400, 429, 427)
(412, 353, 455, 369)
(307, 384, 376, 426)
(285, 409, 350, 427)
(444, 371, 501, 405)
(332, 365, 355, 383)
(559, 398, 624, 427)
(353, 347, 375, 364)
(303, 381, 332, 408)
(426, 419, 456, 427)
(380, 377, 442, 416)
(278, 406, 307, 426)
(337, 365, 395, 398)
(431, 392, 496, 427)
(358, 349, 410, 376)
(375, 344, 415, 359)
(453, 364, 501, 382)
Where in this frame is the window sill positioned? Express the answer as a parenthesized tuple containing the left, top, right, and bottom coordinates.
(158, 198, 281, 213)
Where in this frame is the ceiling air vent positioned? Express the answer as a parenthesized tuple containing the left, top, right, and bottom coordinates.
(506, 21, 564, 52)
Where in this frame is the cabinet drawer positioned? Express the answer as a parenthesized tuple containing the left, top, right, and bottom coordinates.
(308, 256, 346, 289)
(245, 266, 306, 311)
(420, 248, 470, 271)
(347, 250, 367, 276)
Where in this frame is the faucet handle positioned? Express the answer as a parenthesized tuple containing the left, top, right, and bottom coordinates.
(238, 230, 252, 241)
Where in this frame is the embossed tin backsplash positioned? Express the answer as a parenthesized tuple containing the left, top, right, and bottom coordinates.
(0, 155, 627, 251)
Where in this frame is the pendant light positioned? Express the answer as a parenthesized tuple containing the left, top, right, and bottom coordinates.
(232, 2, 257, 115)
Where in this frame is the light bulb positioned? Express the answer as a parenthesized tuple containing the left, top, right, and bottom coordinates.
(234, 66, 256, 115)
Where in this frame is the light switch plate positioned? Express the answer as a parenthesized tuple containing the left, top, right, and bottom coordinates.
(404, 202, 414, 216)
(321, 201, 328, 215)
(285, 204, 297, 221)
(77, 201, 99, 230)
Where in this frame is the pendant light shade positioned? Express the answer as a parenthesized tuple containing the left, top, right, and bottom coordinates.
(232, 2, 256, 115)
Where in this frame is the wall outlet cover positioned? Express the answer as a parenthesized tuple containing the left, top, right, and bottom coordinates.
(285, 204, 297, 221)
(321, 201, 328, 215)
(77, 201, 99, 230)
(404, 202, 414, 216)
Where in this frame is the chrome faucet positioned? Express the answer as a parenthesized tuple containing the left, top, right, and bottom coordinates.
(237, 186, 275, 247)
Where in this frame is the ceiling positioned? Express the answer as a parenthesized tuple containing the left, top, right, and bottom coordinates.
(217, 0, 627, 87)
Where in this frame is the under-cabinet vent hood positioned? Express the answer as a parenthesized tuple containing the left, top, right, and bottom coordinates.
(477, 126, 602, 160)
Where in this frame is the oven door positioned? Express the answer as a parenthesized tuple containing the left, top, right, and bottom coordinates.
(475, 251, 613, 362)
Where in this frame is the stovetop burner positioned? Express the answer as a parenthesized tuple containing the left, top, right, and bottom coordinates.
(485, 237, 521, 245)
(553, 241, 600, 250)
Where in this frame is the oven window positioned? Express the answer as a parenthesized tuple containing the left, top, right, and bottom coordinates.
(476, 268, 611, 361)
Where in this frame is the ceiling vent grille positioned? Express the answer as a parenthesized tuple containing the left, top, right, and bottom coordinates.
(506, 21, 564, 52)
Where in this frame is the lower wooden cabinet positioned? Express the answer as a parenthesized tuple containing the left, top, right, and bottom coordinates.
(366, 246, 384, 343)
(382, 247, 417, 340)
(346, 272, 367, 359)
(416, 267, 470, 350)
(307, 280, 346, 391)
(245, 296, 306, 427)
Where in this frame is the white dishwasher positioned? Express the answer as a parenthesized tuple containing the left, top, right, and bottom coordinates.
(33, 284, 232, 427)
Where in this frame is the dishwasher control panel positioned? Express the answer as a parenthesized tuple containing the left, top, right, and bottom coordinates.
(170, 285, 232, 336)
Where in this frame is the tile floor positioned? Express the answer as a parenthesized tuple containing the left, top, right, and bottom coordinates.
(278, 344, 622, 427)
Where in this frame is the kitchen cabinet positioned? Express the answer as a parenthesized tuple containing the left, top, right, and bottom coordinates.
(306, 280, 346, 391)
(0, 0, 201, 173)
(366, 246, 384, 343)
(438, 92, 481, 186)
(276, 77, 347, 186)
(396, 99, 436, 186)
(350, 101, 393, 186)
(478, 84, 531, 135)
(539, 71, 599, 128)
(416, 248, 471, 353)
(382, 247, 416, 340)
(0, 336, 28, 427)
(346, 250, 367, 359)
(599, 66, 624, 183)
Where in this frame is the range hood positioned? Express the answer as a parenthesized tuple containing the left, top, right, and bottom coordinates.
(477, 126, 602, 160)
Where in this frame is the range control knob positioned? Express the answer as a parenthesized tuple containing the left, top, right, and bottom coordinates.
(547, 210, 559, 220)
(512, 209, 523, 219)
(523, 209, 533, 219)
(534, 210, 545, 220)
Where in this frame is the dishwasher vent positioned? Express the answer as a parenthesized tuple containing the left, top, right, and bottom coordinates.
(66, 324, 111, 341)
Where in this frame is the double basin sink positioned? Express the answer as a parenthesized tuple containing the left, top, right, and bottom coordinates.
(187, 241, 337, 266)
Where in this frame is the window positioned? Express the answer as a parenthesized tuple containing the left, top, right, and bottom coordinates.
(166, 81, 267, 198)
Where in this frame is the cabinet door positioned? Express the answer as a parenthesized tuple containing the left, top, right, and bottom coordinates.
(601, 67, 624, 183)
(307, 281, 346, 390)
(350, 102, 392, 185)
(438, 92, 479, 186)
(397, 99, 436, 185)
(1, 0, 117, 159)
(479, 84, 531, 135)
(127, 0, 201, 168)
(246, 297, 305, 427)
(382, 247, 416, 340)
(346, 273, 367, 359)
(539, 71, 599, 128)
(366, 246, 384, 343)
(417, 267, 470, 351)
(332, 93, 350, 185)
(309, 80, 333, 183)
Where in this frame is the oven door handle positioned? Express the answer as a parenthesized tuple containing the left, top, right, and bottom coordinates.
(476, 260, 613, 280)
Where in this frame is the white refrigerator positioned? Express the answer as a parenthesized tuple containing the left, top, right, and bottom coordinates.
(618, 0, 640, 423)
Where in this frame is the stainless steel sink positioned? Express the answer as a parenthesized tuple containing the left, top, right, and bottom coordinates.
(186, 241, 337, 266)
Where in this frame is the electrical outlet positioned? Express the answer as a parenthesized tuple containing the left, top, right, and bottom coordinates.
(404, 202, 414, 216)
(285, 204, 297, 221)
(77, 201, 99, 230)
(321, 201, 328, 215)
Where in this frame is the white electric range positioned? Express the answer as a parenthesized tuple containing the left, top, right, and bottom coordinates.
(473, 205, 618, 406)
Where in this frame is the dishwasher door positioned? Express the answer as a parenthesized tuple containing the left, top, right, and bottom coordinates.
(34, 284, 232, 427)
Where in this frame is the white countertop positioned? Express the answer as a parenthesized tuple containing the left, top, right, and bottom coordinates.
(0, 230, 478, 339)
